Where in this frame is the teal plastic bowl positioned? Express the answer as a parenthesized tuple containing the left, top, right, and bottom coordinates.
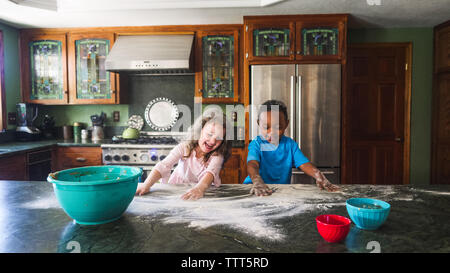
(346, 198, 391, 230)
(47, 165, 142, 225)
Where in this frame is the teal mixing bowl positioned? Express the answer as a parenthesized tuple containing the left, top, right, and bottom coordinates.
(47, 165, 143, 225)
(346, 198, 391, 230)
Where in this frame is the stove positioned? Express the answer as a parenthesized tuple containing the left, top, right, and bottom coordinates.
(101, 132, 186, 180)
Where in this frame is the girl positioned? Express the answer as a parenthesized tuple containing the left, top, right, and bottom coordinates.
(136, 110, 232, 200)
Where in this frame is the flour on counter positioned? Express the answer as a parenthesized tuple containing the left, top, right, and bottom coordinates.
(127, 183, 344, 241)
(19, 183, 411, 241)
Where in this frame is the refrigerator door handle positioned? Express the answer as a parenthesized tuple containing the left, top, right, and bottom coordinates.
(292, 170, 336, 175)
(290, 75, 295, 138)
(297, 75, 302, 148)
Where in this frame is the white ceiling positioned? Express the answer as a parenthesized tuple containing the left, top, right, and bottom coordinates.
(0, 0, 449, 29)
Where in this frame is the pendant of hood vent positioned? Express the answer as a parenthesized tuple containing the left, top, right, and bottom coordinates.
(144, 97, 179, 131)
(105, 34, 194, 74)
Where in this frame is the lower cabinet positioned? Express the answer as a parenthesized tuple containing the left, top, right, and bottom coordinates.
(56, 146, 102, 171)
(219, 151, 245, 184)
(0, 153, 28, 180)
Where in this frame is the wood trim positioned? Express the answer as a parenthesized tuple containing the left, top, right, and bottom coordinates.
(0, 30, 6, 131)
(345, 42, 412, 185)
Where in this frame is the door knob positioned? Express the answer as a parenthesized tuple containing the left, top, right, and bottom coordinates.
(395, 137, 403, 142)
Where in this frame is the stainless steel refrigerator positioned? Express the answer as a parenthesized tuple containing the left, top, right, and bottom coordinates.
(250, 64, 341, 184)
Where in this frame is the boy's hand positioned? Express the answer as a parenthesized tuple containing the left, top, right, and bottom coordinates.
(250, 175, 273, 196)
(315, 176, 340, 192)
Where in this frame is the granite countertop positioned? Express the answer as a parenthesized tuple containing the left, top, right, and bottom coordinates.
(0, 139, 111, 157)
(1, 181, 449, 253)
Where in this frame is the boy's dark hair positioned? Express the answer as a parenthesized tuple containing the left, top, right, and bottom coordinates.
(257, 100, 289, 122)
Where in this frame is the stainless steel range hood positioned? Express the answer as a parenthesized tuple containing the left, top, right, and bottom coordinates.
(105, 34, 194, 74)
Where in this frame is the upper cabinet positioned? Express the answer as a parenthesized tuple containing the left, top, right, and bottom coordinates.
(20, 30, 121, 104)
(195, 29, 240, 103)
(244, 14, 348, 63)
(67, 32, 117, 104)
(20, 33, 69, 104)
(246, 21, 295, 61)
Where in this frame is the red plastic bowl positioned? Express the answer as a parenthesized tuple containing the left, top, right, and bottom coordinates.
(316, 214, 351, 243)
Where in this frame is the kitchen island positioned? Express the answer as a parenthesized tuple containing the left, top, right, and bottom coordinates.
(1, 180, 449, 253)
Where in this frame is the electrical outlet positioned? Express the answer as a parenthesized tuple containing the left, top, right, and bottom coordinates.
(113, 111, 120, 122)
(8, 112, 16, 125)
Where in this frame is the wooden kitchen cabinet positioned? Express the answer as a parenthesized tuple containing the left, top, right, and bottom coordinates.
(67, 32, 119, 104)
(245, 19, 295, 62)
(219, 151, 244, 184)
(56, 146, 102, 171)
(244, 14, 347, 63)
(19, 30, 123, 104)
(195, 29, 240, 103)
(19, 32, 69, 104)
(0, 153, 27, 180)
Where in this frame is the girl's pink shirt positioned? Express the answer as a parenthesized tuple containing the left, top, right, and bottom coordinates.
(153, 143, 224, 187)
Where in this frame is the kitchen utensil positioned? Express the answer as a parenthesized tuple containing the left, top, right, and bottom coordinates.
(127, 115, 144, 130)
(47, 165, 143, 225)
(91, 125, 104, 141)
(122, 127, 140, 139)
(90, 112, 107, 126)
(346, 198, 390, 230)
(316, 214, 351, 243)
(15, 103, 42, 141)
(144, 97, 179, 131)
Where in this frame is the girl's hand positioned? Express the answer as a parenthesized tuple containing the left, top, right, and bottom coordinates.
(181, 186, 205, 201)
(250, 175, 273, 196)
(135, 183, 151, 196)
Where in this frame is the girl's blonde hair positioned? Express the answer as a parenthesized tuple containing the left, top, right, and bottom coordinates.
(183, 109, 232, 164)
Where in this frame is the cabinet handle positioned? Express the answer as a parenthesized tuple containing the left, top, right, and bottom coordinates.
(76, 157, 87, 162)
(64, 90, 68, 94)
(111, 89, 116, 94)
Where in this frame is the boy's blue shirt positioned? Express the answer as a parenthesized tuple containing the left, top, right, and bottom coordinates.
(243, 135, 310, 184)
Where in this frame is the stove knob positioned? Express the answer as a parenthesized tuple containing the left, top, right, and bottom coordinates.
(122, 155, 130, 161)
(151, 155, 158, 162)
(104, 155, 112, 161)
(159, 155, 166, 161)
(113, 155, 121, 161)
(140, 154, 149, 162)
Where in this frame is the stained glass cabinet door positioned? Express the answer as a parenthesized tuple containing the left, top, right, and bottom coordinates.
(68, 33, 116, 104)
(21, 34, 68, 104)
(196, 30, 239, 102)
(246, 21, 295, 61)
(295, 19, 346, 61)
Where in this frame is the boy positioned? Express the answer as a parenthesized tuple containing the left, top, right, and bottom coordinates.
(244, 100, 339, 196)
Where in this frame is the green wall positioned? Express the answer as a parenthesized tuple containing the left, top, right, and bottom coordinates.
(38, 104, 129, 127)
(0, 22, 21, 130)
(348, 28, 434, 186)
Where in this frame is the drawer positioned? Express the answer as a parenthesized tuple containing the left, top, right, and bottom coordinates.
(57, 147, 102, 170)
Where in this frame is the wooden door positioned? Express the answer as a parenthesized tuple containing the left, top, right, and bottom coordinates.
(343, 43, 411, 184)
(431, 21, 450, 184)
